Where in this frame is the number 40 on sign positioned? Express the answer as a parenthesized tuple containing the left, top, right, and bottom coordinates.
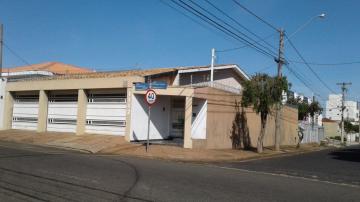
(145, 89, 157, 106)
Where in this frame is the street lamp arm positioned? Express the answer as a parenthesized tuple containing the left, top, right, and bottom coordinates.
(285, 13, 326, 41)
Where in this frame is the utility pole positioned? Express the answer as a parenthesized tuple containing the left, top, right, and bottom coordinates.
(358, 101, 360, 143)
(336, 82, 352, 145)
(275, 29, 285, 151)
(210, 48, 215, 87)
(0, 24, 3, 78)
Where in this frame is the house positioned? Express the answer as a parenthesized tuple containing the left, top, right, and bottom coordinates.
(0, 62, 93, 129)
(1, 63, 298, 149)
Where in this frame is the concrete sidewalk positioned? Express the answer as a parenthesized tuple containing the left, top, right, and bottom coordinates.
(0, 130, 324, 162)
(0, 130, 137, 153)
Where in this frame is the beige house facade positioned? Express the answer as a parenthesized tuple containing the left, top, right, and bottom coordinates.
(1, 64, 298, 149)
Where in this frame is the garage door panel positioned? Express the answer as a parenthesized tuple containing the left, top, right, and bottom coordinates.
(47, 93, 78, 133)
(13, 112, 39, 117)
(87, 103, 126, 109)
(12, 94, 39, 131)
(85, 125, 125, 135)
(85, 91, 127, 136)
(48, 103, 78, 115)
(47, 124, 77, 133)
(86, 108, 126, 118)
(12, 122, 38, 130)
(86, 115, 126, 121)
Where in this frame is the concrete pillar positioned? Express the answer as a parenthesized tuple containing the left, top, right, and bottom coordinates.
(184, 96, 193, 148)
(2, 91, 14, 130)
(76, 89, 87, 135)
(37, 90, 48, 133)
(124, 86, 132, 142)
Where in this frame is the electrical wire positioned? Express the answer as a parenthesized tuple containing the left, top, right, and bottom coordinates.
(171, 0, 277, 59)
(232, 0, 279, 32)
(289, 60, 360, 66)
(187, 0, 278, 56)
(3, 42, 31, 66)
(285, 34, 335, 93)
(159, 0, 236, 44)
(203, 0, 278, 52)
(217, 32, 275, 52)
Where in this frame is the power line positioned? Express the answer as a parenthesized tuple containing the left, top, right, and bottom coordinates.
(171, 0, 277, 59)
(285, 34, 335, 93)
(3, 42, 31, 66)
(284, 64, 315, 95)
(284, 61, 328, 101)
(232, 0, 279, 32)
(289, 60, 360, 66)
(184, 0, 278, 57)
(187, 0, 278, 56)
(203, 0, 277, 52)
(230, 0, 326, 100)
(159, 0, 236, 44)
(217, 32, 275, 52)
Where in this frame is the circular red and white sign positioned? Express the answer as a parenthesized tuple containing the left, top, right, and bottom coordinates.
(145, 89, 157, 106)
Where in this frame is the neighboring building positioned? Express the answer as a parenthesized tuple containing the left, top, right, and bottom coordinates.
(325, 94, 359, 122)
(2, 62, 92, 75)
(322, 118, 340, 138)
(283, 90, 312, 104)
(1, 63, 298, 149)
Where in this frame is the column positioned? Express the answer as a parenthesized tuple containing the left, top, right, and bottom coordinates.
(76, 89, 87, 135)
(2, 91, 14, 130)
(184, 96, 193, 148)
(124, 86, 132, 142)
(37, 90, 48, 133)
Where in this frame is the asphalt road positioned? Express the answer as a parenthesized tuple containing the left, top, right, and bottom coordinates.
(220, 144, 360, 186)
(0, 141, 359, 202)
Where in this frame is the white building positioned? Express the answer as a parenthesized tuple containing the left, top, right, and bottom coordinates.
(283, 90, 312, 105)
(325, 94, 359, 122)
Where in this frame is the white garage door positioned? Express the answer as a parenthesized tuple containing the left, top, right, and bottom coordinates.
(86, 90, 126, 135)
(12, 93, 39, 130)
(47, 92, 78, 133)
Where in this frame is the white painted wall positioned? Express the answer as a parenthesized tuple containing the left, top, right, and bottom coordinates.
(191, 98, 207, 139)
(130, 94, 171, 141)
(0, 78, 6, 130)
(179, 69, 243, 90)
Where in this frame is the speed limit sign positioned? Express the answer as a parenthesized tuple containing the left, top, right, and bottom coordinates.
(145, 89, 157, 106)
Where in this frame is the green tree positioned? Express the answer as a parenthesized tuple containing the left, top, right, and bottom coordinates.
(241, 73, 289, 153)
(287, 97, 322, 122)
(308, 101, 322, 126)
(298, 101, 309, 120)
(344, 120, 359, 133)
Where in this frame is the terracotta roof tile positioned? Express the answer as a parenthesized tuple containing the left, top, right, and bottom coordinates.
(2, 62, 92, 74)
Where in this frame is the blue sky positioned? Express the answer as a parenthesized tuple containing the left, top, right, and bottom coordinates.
(1, 0, 360, 103)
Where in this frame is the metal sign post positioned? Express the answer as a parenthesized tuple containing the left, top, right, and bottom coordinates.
(146, 105, 151, 152)
(145, 89, 157, 152)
